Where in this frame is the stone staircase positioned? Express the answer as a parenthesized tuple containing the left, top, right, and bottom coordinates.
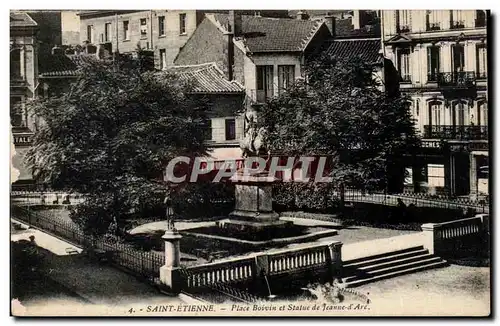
(341, 246, 448, 288)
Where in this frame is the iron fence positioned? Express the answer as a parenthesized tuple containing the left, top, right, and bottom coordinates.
(341, 188, 489, 214)
(10, 203, 164, 286)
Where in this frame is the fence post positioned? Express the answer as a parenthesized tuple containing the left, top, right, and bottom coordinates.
(421, 223, 442, 255)
(475, 214, 489, 235)
(326, 241, 343, 280)
(159, 230, 183, 293)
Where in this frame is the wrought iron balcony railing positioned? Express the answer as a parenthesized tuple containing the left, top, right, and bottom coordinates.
(435, 71, 476, 87)
(400, 74, 412, 83)
(423, 125, 488, 140)
(450, 20, 465, 29)
(397, 25, 411, 33)
(426, 22, 441, 31)
(476, 71, 488, 80)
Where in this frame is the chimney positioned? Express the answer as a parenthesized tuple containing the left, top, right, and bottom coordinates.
(228, 10, 242, 37)
(296, 11, 310, 20)
(352, 10, 362, 30)
(51, 46, 64, 55)
(324, 16, 336, 37)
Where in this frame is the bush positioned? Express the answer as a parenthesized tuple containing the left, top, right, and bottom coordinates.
(171, 183, 235, 220)
(273, 183, 341, 213)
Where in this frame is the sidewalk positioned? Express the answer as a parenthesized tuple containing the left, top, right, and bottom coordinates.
(11, 226, 185, 308)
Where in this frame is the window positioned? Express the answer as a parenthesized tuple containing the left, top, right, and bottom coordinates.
(10, 97, 23, 127)
(427, 164, 445, 187)
(10, 49, 21, 79)
(476, 44, 487, 79)
(478, 102, 488, 126)
(416, 99, 420, 116)
(140, 18, 148, 38)
(398, 49, 411, 82)
(256, 65, 274, 102)
(454, 102, 467, 126)
(397, 10, 411, 32)
(158, 16, 165, 36)
(278, 65, 295, 94)
(123, 21, 130, 40)
(450, 10, 465, 29)
(426, 10, 440, 30)
(430, 101, 443, 126)
(476, 10, 486, 27)
(225, 118, 236, 141)
(159, 49, 166, 70)
(105, 23, 111, 42)
(452, 44, 465, 72)
(427, 46, 440, 82)
(87, 25, 94, 43)
(179, 13, 187, 34)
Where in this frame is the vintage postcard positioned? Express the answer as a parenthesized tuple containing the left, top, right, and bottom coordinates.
(9, 9, 491, 317)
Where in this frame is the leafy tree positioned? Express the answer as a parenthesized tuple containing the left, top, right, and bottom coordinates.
(26, 53, 211, 236)
(259, 55, 419, 202)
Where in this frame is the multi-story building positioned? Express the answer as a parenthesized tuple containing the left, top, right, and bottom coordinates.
(10, 11, 39, 183)
(77, 10, 289, 69)
(382, 10, 489, 198)
(174, 11, 332, 160)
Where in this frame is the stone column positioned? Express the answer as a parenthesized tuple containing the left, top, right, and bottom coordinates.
(159, 230, 183, 293)
(421, 223, 442, 255)
(326, 241, 343, 280)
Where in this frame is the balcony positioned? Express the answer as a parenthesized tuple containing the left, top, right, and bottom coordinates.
(400, 74, 412, 83)
(450, 20, 465, 29)
(423, 125, 488, 140)
(426, 22, 441, 31)
(435, 71, 476, 88)
(397, 25, 411, 33)
(476, 71, 488, 80)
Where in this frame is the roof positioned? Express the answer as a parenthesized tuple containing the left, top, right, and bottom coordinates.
(167, 63, 244, 94)
(38, 53, 98, 77)
(10, 12, 37, 27)
(288, 10, 348, 19)
(323, 39, 382, 64)
(209, 14, 324, 53)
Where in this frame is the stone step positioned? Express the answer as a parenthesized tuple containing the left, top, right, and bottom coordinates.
(344, 254, 440, 282)
(343, 249, 430, 270)
(343, 245, 425, 266)
(343, 260, 449, 288)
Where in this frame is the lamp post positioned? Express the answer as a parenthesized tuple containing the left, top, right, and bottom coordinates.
(160, 193, 183, 293)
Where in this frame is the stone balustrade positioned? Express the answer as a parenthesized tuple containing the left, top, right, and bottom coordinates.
(421, 214, 489, 257)
(184, 257, 255, 288)
(178, 241, 342, 293)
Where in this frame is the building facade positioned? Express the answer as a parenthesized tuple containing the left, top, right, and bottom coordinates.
(77, 10, 290, 70)
(10, 12, 39, 183)
(174, 12, 332, 160)
(382, 10, 489, 198)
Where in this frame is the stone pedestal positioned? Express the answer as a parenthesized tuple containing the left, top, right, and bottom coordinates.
(159, 231, 183, 293)
(227, 168, 291, 231)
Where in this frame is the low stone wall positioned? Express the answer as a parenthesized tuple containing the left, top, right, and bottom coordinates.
(421, 214, 489, 258)
(179, 241, 342, 296)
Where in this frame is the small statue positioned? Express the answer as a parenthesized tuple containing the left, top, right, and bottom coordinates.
(164, 195, 176, 232)
(240, 107, 270, 159)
